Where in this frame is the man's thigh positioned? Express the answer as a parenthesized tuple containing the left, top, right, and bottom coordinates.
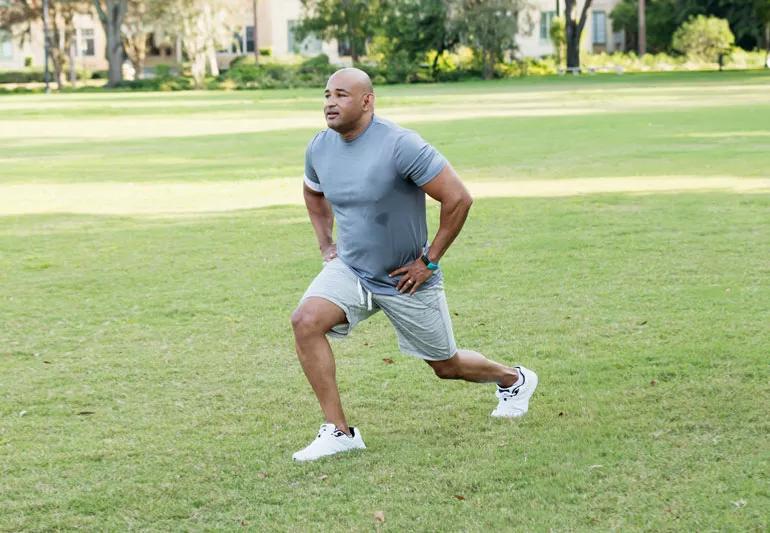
(374, 285, 457, 361)
(300, 258, 379, 337)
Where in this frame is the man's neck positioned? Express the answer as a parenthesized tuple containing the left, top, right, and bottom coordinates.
(340, 114, 374, 142)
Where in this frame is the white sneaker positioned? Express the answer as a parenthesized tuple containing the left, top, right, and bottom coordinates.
(292, 423, 366, 462)
(491, 366, 538, 418)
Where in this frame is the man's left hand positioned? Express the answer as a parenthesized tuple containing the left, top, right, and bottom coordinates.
(389, 259, 433, 295)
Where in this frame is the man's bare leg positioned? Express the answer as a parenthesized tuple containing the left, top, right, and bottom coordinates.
(291, 297, 351, 435)
(426, 349, 519, 388)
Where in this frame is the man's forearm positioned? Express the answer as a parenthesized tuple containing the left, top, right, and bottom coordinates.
(428, 194, 473, 263)
(304, 187, 335, 250)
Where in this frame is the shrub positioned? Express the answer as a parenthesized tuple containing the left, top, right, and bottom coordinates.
(579, 49, 765, 72)
(115, 76, 192, 91)
(221, 62, 298, 89)
(672, 15, 735, 64)
(154, 64, 173, 78)
(0, 70, 45, 83)
(428, 46, 482, 82)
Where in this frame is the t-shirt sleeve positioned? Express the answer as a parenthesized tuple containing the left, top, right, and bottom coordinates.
(394, 131, 447, 187)
(304, 135, 323, 193)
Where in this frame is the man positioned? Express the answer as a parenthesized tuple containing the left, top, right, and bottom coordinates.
(291, 68, 537, 462)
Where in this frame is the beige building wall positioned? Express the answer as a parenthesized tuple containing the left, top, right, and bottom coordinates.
(0, 10, 108, 71)
(517, 0, 625, 58)
(215, 0, 341, 69)
(0, 22, 45, 69)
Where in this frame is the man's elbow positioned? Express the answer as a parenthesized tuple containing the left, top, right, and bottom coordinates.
(459, 191, 473, 212)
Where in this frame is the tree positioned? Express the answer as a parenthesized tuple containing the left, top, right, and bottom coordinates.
(0, 0, 88, 89)
(638, 0, 646, 54)
(378, 0, 460, 79)
(295, 0, 381, 63)
(550, 15, 565, 67)
(122, 0, 151, 79)
(156, 0, 237, 88)
(460, 0, 525, 80)
(672, 15, 734, 68)
(611, 0, 678, 53)
(755, 0, 770, 65)
(92, 0, 128, 87)
(564, 0, 592, 70)
(612, 0, 770, 53)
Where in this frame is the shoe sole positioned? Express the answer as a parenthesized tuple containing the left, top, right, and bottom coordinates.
(292, 446, 366, 462)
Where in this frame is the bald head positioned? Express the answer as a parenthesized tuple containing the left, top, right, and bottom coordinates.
(323, 68, 376, 139)
(327, 67, 374, 95)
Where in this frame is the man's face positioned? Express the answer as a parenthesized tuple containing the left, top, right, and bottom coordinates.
(323, 74, 367, 132)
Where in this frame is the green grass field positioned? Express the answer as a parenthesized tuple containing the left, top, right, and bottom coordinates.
(1, 71, 769, 531)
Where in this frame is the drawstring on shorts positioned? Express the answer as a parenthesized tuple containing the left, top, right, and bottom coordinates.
(356, 278, 373, 311)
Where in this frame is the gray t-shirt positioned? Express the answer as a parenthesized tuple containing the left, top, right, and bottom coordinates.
(304, 115, 447, 295)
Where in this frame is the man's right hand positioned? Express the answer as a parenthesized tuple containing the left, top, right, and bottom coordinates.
(321, 243, 337, 263)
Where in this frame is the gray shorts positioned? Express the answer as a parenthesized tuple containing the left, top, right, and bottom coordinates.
(300, 258, 457, 361)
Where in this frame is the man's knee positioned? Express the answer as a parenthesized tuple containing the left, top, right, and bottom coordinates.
(429, 357, 459, 380)
(290, 306, 326, 337)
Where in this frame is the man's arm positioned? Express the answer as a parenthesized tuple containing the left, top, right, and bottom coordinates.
(389, 163, 472, 294)
(420, 163, 473, 264)
(303, 183, 337, 262)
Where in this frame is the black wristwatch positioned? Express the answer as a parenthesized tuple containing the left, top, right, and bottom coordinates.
(421, 254, 439, 271)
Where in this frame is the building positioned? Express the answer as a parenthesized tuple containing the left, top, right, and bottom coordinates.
(0, 0, 342, 75)
(0, 10, 107, 72)
(517, 0, 625, 58)
(146, 0, 343, 71)
(1, 0, 625, 75)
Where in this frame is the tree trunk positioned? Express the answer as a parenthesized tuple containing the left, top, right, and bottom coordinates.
(49, 14, 64, 89)
(93, 0, 128, 87)
(342, 1, 358, 64)
(638, 0, 646, 55)
(191, 52, 206, 88)
(252, 0, 259, 64)
(53, 57, 64, 88)
(565, 0, 593, 71)
(68, 34, 77, 86)
(206, 40, 219, 77)
(482, 49, 494, 80)
(566, 31, 580, 69)
(124, 32, 147, 79)
(431, 44, 444, 79)
(349, 31, 358, 64)
(63, 10, 77, 87)
(765, 22, 769, 69)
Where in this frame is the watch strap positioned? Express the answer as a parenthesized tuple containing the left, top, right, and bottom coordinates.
(421, 254, 439, 271)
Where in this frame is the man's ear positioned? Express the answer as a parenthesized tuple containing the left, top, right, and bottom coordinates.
(362, 93, 375, 111)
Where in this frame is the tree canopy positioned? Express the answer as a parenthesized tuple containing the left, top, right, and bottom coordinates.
(612, 0, 770, 53)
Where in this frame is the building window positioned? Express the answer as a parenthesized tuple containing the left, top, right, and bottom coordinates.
(337, 39, 352, 57)
(287, 20, 298, 54)
(79, 28, 95, 56)
(245, 26, 255, 53)
(0, 30, 12, 59)
(539, 11, 555, 41)
(592, 11, 607, 45)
